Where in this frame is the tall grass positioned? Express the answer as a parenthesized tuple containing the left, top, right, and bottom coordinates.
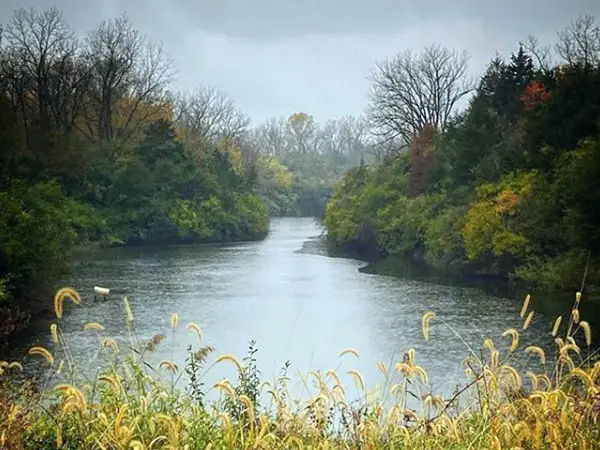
(1, 287, 599, 449)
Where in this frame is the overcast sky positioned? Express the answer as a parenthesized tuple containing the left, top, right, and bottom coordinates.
(2, 0, 599, 124)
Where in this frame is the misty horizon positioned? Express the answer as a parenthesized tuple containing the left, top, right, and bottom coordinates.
(2, 0, 599, 124)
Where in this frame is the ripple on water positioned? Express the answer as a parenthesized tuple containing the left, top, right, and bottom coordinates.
(8, 217, 590, 404)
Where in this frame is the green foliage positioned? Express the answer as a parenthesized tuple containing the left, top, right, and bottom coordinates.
(169, 199, 213, 241)
(463, 171, 538, 264)
(0, 181, 98, 301)
(376, 194, 443, 257)
(515, 249, 591, 291)
(424, 205, 468, 269)
(87, 121, 269, 246)
(324, 36, 600, 290)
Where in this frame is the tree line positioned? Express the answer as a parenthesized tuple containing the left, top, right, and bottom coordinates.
(325, 14, 600, 292)
(0, 6, 379, 346)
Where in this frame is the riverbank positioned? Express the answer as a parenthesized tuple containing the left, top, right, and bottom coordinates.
(0, 223, 271, 356)
(322, 39, 600, 296)
(1, 285, 599, 449)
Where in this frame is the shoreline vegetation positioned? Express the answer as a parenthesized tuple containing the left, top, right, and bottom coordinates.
(0, 6, 370, 348)
(2, 4, 600, 447)
(1, 287, 599, 449)
(323, 16, 600, 295)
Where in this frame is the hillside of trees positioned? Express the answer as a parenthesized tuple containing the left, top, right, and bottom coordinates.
(0, 7, 372, 346)
(325, 15, 600, 292)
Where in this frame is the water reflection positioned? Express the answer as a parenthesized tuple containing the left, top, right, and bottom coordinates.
(9, 217, 598, 404)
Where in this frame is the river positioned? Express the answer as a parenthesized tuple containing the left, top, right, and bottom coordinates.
(10, 217, 597, 403)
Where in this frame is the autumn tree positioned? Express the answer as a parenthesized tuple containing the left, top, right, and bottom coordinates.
(368, 44, 473, 151)
(83, 13, 174, 142)
(285, 112, 317, 155)
(520, 80, 551, 112)
(408, 124, 437, 196)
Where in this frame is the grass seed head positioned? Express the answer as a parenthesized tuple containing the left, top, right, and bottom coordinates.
(523, 311, 535, 330)
(123, 297, 134, 323)
(525, 346, 546, 365)
(84, 322, 105, 331)
(572, 308, 580, 324)
(214, 379, 236, 399)
(502, 328, 520, 352)
(186, 322, 203, 341)
(520, 294, 531, 318)
(50, 324, 59, 343)
(28, 346, 54, 366)
(339, 348, 360, 358)
(579, 321, 592, 346)
(158, 360, 179, 373)
(53, 287, 81, 319)
(421, 311, 436, 341)
(552, 316, 562, 337)
(347, 369, 365, 391)
(214, 353, 244, 373)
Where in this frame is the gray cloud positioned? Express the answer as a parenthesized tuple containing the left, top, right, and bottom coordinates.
(2, 0, 600, 123)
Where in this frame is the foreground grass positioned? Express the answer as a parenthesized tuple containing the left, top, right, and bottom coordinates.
(1, 289, 599, 449)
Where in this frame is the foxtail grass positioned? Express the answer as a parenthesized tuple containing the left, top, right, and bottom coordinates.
(0, 289, 599, 449)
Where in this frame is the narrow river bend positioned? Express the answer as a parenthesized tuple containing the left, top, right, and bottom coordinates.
(14, 217, 577, 401)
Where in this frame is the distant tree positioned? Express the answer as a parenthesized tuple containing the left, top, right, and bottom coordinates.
(3, 7, 85, 138)
(285, 112, 317, 155)
(555, 14, 600, 69)
(83, 14, 174, 141)
(520, 34, 553, 73)
(367, 44, 473, 151)
(471, 46, 535, 121)
(174, 86, 250, 145)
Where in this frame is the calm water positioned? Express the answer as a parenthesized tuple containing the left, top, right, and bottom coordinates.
(10, 217, 594, 402)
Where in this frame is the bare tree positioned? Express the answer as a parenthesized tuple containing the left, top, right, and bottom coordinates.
(368, 44, 473, 151)
(318, 119, 343, 156)
(521, 34, 553, 73)
(318, 115, 368, 160)
(250, 117, 288, 156)
(3, 7, 86, 137)
(337, 115, 368, 161)
(174, 86, 250, 143)
(120, 41, 175, 133)
(555, 14, 600, 68)
(84, 14, 174, 141)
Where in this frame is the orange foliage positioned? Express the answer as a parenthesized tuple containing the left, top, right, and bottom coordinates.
(520, 81, 551, 112)
(408, 124, 437, 196)
(494, 189, 520, 215)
